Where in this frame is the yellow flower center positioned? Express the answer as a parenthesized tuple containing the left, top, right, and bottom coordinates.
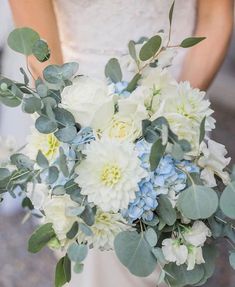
(44, 134, 60, 159)
(101, 164, 121, 186)
(109, 120, 129, 139)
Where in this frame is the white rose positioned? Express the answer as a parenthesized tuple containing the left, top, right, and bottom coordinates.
(198, 140, 231, 187)
(44, 195, 78, 244)
(162, 238, 188, 266)
(61, 76, 111, 127)
(183, 221, 211, 247)
(27, 183, 49, 210)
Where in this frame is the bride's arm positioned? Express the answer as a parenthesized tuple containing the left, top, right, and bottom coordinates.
(179, 0, 234, 90)
(9, 0, 63, 77)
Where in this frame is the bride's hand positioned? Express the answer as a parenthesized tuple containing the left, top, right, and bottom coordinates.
(9, 0, 63, 78)
(179, 0, 234, 91)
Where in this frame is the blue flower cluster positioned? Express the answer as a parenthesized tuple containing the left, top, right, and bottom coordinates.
(125, 140, 199, 222)
(113, 81, 130, 98)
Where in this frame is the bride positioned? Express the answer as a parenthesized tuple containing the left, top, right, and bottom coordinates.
(8, 0, 233, 286)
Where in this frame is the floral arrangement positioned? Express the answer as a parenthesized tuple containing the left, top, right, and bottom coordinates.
(1, 3, 235, 287)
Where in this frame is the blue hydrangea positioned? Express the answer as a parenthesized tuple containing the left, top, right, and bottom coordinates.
(125, 139, 199, 222)
(113, 81, 130, 98)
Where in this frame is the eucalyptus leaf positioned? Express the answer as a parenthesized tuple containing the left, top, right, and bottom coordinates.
(145, 228, 158, 247)
(126, 73, 141, 92)
(45, 166, 59, 184)
(54, 126, 77, 143)
(79, 223, 93, 236)
(10, 153, 34, 169)
(105, 58, 122, 83)
(22, 95, 42, 114)
(7, 27, 40, 55)
(199, 117, 206, 144)
(52, 185, 66, 196)
(58, 147, 69, 177)
(32, 39, 50, 62)
(220, 182, 235, 219)
(61, 62, 79, 80)
(66, 221, 79, 239)
(169, 0, 175, 26)
(80, 205, 96, 226)
(73, 262, 84, 274)
(180, 37, 206, 48)
(55, 255, 71, 287)
(67, 243, 88, 262)
(139, 35, 162, 61)
(177, 185, 218, 220)
(114, 231, 157, 277)
(35, 116, 57, 134)
(28, 223, 55, 253)
(149, 139, 166, 171)
(157, 195, 176, 226)
(36, 150, 49, 168)
(36, 83, 48, 98)
(20, 67, 29, 85)
(229, 252, 235, 270)
(128, 40, 137, 61)
(54, 107, 75, 127)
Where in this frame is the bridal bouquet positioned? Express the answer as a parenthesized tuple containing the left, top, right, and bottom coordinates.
(1, 3, 235, 287)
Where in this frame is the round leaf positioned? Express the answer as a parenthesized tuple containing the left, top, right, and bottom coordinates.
(139, 35, 162, 61)
(35, 116, 57, 134)
(220, 182, 235, 219)
(114, 231, 157, 277)
(67, 243, 88, 262)
(7, 27, 40, 55)
(32, 39, 50, 62)
(105, 58, 122, 83)
(177, 185, 218, 220)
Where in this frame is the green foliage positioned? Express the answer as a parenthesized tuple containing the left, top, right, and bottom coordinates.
(20, 67, 29, 85)
(180, 37, 206, 48)
(199, 117, 206, 144)
(126, 73, 141, 92)
(229, 252, 235, 270)
(169, 0, 175, 26)
(44, 166, 59, 184)
(144, 228, 158, 247)
(54, 126, 77, 143)
(79, 222, 93, 236)
(55, 255, 71, 287)
(177, 185, 219, 220)
(114, 231, 157, 277)
(157, 195, 176, 226)
(36, 150, 49, 168)
(66, 221, 79, 239)
(0, 78, 23, 107)
(10, 153, 34, 170)
(28, 223, 55, 253)
(164, 263, 204, 286)
(58, 147, 69, 177)
(7, 27, 40, 55)
(105, 58, 122, 83)
(35, 116, 57, 134)
(73, 262, 84, 274)
(67, 243, 88, 262)
(149, 139, 166, 171)
(43, 63, 79, 84)
(128, 40, 138, 62)
(80, 205, 96, 226)
(32, 39, 50, 62)
(22, 95, 42, 114)
(139, 35, 162, 61)
(220, 182, 235, 219)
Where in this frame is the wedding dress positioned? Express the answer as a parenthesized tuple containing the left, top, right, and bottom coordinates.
(52, 1, 197, 287)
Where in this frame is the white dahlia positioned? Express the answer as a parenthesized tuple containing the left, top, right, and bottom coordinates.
(26, 129, 60, 161)
(60, 76, 111, 127)
(75, 138, 147, 212)
(78, 209, 131, 250)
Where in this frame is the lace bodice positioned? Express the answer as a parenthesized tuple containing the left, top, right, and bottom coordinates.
(53, 0, 196, 79)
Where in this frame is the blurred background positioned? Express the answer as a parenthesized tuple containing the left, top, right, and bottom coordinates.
(0, 1, 235, 287)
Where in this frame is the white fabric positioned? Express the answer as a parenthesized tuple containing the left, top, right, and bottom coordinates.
(52, 1, 197, 286)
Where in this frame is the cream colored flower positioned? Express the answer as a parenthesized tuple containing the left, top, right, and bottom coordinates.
(27, 182, 49, 210)
(162, 238, 188, 266)
(26, 129, 59, 161)
(61, 76, 111, 127)
(92, 96, 148, 142)
(44, 195, 78, 244)
(186, 246, 205, 271)
(198, 140, 231, 187)
(75, 138, 147, 212)
(78, 209, 130, 250)
(183, 221, 211, 247)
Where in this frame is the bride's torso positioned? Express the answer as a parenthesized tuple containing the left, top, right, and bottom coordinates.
(53, 0, 196, 79)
